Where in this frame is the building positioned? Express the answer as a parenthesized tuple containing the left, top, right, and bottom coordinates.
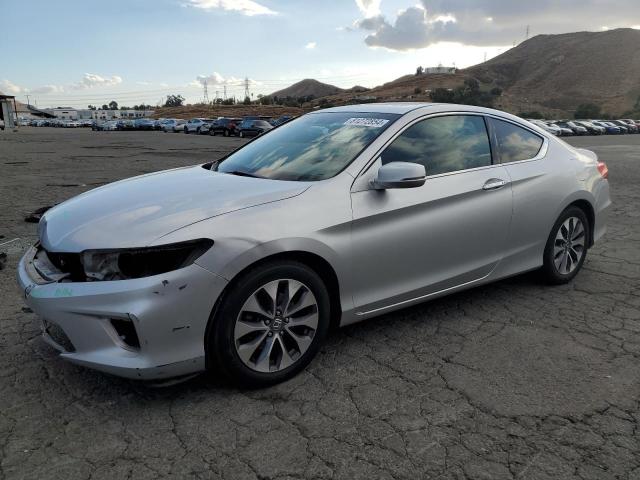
(424, 66, 457, 75)
(0, 94, 18, 128)
(44, 108, 155, 120)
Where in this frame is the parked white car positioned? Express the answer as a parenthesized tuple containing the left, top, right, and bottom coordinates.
(528, 119, 562, 136)
(183, 118, 211, 134)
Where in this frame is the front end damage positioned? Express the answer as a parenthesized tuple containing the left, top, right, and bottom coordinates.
(17, 244, 227, 379)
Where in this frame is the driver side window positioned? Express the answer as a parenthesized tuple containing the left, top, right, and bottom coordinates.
(382, 115, 492, 176)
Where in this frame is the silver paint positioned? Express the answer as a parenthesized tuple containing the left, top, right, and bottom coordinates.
(17, 103, 611, 379)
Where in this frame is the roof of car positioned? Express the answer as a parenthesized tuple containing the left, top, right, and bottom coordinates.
(320, 103, 440, 115)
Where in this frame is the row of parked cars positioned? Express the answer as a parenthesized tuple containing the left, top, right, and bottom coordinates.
(528, 119, 640, 136)
(22, 118, 95, 128)
(89, 115, 293, 138)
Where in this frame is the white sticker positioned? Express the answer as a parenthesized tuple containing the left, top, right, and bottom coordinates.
(344, 117, 389, 128)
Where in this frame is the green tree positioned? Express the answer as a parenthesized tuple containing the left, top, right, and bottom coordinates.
(574, 103, 601, 119)
(519, 111, 544, 119)
(87, 105, 97, 110)
(164, 95, 185, 107)
(243, 96, 251, 105)
(108, 100, 118, 110)
(101, 104, 109, 110)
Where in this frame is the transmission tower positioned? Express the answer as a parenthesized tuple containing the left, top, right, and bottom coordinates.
(223, 84, 227, 100)
(244, 77, 250, 99)
(203, 79, 209, 103)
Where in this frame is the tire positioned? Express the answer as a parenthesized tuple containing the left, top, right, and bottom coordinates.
(206, 261, 330, 388)
(239, 131, 244, 138)
(184, 126, 189, 134)
(224, 129, 229, 137)
(209, 129, 216, 136)
(196, 127, 201, 134)
(541, 206, 590, 285)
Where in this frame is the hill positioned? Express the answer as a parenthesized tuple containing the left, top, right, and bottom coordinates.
(270, 79, 344, 99)
(152, 104, 304, 120)
(465, 28, 640, 116)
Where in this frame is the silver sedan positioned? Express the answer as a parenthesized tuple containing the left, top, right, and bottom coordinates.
(17, 103, 611, 387)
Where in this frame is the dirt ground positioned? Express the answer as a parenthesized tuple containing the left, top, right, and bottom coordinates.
(1, 128, 639, 480)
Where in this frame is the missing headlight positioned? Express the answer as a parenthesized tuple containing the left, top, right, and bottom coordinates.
(80, 239, 213, 281)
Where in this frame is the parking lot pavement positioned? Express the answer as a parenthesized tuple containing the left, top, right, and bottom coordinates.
(1, 128, 638, 480)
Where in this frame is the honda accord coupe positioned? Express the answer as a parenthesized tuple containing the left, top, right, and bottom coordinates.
(17, 103, 611, 387)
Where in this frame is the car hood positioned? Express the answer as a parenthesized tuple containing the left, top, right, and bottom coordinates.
(40, 165, 310, 252)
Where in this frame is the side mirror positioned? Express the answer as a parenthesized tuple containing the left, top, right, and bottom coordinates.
(371, 162, 426, 190)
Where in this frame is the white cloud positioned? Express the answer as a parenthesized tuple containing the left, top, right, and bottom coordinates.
(305, 41, 317, 49)
(353, 0, 640, 50)
(0, 79, 23, 94)
(186, 0, 276, 16)
(193, 72, 260, 87)
(30, 85, 64, 94)
(69, 73, 122, 90)
(196, 72, 226, 85)
(355, 0, 381, 17)
(1, 73, 123, 96)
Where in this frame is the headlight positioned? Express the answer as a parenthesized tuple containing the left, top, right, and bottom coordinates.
(80, 239, 213, 281)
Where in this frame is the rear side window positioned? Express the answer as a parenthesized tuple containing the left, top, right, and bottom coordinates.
(381, 115, 492, 176)
(490, 118, 543, 163)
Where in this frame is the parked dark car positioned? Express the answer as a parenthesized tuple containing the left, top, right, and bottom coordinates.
(116, 119, 136, 131)
(592, 121, 622, 134)
(209, 118, 242, 136)
(271, 115, 293, 126)
(611, 120, 638, 133)
(238, 119, 273, 138)
(556, 121, 588, 136)
(574, 120, 605, 135)
(134, 118, 156, 130)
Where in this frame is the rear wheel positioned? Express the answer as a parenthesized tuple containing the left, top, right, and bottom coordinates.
(207, 261, 330, 388)
(541, 206, 589, 284)
(184, 126, 189, 134)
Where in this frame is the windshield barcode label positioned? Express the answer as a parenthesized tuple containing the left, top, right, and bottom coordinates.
(344, 118, 389, 128)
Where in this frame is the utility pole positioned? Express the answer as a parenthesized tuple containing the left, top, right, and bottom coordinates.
(25, 94, 31, 106)
(525, 25, 530, 40)
(223, 84, 227, 100)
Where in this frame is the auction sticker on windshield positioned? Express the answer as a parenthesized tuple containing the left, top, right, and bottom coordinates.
(344, 118, 390, 128)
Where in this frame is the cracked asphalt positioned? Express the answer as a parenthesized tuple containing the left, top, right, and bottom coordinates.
(1, 128, 638, 480)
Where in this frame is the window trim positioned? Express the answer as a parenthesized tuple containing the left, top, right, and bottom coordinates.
(356, 112, 548, 183)
(485, 115, 548, 165)
(357, 112, 499, 182)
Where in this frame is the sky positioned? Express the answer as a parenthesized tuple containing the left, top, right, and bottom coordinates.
(2, 0, 640, 109)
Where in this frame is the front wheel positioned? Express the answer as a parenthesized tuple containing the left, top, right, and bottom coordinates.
(207, 261, 330, 388)
(184, 126, 189, 134)
(541, 206, 589, 284)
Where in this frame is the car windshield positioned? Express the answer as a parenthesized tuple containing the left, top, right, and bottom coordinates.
(215, 112, 399, 181)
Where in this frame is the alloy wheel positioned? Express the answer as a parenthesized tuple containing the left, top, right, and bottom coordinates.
(553, 216, 586, 275)
(233, 279, 319, 373)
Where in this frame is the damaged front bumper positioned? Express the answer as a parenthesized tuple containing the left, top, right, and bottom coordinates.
(17, 245, 228, 380)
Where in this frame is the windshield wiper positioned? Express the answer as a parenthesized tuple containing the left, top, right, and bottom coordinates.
(224, 170, 265, 179)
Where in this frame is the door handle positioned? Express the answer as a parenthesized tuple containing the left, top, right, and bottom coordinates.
(482, 179, 507, 191)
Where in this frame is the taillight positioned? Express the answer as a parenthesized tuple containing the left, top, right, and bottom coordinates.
(597, 161, 609, 179)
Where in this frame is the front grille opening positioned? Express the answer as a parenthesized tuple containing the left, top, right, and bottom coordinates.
(44, 321, 76, 352)
(110, 318, 141, 349)
(46, 251, 85, 281)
